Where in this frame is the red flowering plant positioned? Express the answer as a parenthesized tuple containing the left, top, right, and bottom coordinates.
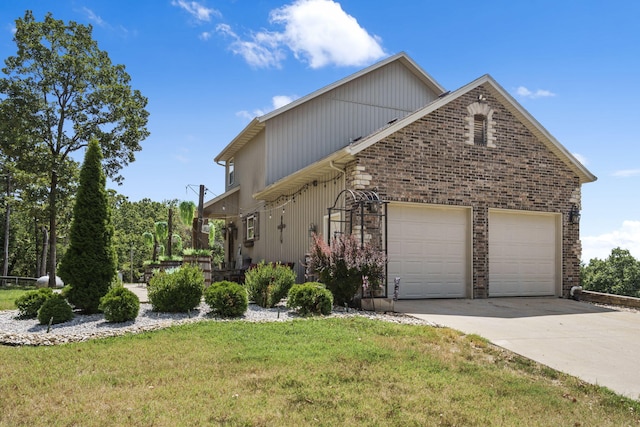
(308, 233, 386, 306)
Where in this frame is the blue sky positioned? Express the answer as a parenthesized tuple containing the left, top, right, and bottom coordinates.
(1, 0, 639, 262)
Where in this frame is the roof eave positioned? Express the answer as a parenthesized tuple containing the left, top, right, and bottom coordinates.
(259, 52, 446, 122)
(253, 149, 354, 202)
(348, 74, 597, 185)
(214, 118, 264, 164)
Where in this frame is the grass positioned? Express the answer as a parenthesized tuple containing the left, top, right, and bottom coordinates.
(1, 317, 639, 426)
(0, 286, 34, 311)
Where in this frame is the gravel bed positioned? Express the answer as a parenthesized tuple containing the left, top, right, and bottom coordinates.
(0, 303, 435, 346)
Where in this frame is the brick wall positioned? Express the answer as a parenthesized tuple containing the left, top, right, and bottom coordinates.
(348, 84, 582, 298)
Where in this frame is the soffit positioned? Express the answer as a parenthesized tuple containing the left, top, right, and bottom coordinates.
(253, 150, 354, 202)
(203, 186, 240, 218)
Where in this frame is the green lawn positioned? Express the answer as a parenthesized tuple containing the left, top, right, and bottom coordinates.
(0, 287, 34, 311)
(1, 317, 638, 426)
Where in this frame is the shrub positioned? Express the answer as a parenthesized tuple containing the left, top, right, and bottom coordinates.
(308, 234, 387, 306)
(59, 285, 72, 300)
(581, 248, 640, 298)
(58, 139, 117, 314)
(37, 294, 74, 325)
(15, 288, 54, 318)
(287, 282, 333, 316)
(244, 261, 296, 308)
(99, 286, 140, 322)
(204, 281, 248, 318)
(148, 264, 204, 312)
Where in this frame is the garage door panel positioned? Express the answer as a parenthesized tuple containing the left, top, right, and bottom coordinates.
(388, 204, 469, 299)
(489, 211, 558, 297)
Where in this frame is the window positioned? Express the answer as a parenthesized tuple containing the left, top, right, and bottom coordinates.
(242, 212, 259, 246)
(246, 215, 255, 240)
(228, 159, 235, 186)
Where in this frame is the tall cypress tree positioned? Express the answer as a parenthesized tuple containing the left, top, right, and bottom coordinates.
(59, 139, 117, 313)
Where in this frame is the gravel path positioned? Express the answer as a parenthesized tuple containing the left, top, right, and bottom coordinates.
(0, 302, 435, 346)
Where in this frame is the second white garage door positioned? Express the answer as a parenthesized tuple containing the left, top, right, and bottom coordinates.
(489, 210, 559, 297)
(388, 204, 470, 299)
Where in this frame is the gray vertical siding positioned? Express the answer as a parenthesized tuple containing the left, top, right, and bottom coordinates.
(254, 173, 346, 281)
(266, 61, 438, 185)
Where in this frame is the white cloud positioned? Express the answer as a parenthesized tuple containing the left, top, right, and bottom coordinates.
(217, 23, 285, 68)
(612, 169, 640, 178)
(572, 153, 588, 166)
(172, 0, 220, 23)
(199, 31, 213, 41)
(516, 86, 556, 99)
(272, 95, 295, 109)
(79, 7, 132, 37)
(236, 95, 299, 120)
(82, 7, 106, 27)
(218, 0, 386, 69)
(582, 220, 640, 262)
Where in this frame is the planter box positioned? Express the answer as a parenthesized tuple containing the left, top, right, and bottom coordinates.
(144, 263, 162, 284)
(183, 255, 212, 287)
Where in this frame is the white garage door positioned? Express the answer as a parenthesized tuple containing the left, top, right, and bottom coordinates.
(388, 204, 470, 299)
(489, 210, 559, 297)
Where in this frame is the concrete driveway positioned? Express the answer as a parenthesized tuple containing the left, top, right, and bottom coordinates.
(394, 297, 640, 400)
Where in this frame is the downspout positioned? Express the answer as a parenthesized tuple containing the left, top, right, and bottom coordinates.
(329, 161, 346, 190)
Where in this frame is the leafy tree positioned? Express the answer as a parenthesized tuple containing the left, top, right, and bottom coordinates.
(58, 140, 117, 313)
(581, 248, 640, 298)
(0, 11, 149, 287)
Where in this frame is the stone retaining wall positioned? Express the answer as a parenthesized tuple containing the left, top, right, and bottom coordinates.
(580, 290, 640, 309)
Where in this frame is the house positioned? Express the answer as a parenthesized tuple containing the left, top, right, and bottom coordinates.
(204, 52, 596, 299)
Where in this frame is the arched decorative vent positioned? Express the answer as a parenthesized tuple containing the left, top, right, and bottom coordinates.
(465, 99, 496, 147)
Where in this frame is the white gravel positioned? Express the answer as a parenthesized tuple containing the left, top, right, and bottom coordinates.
(0, 302, 434, 346)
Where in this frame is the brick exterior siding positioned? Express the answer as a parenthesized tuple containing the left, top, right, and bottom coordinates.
(348, 84, 582, 298)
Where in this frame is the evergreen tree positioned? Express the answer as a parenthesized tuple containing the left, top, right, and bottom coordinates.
(59, 140, 117, 313)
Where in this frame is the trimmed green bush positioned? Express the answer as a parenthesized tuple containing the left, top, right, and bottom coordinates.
(204, 281, 248, 318)
(99, 286, 140, 323)
(59, 285, 72, 300)
(58, 140, 117, 313)
(244, 261, 296, 308)
(15, 288, 55, 319)
(287, 282, 334, 316)
(148, 264, 204, 312)
(37, 294, 74, 325)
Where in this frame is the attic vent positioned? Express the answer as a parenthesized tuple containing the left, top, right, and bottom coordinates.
(473, 114, 487, 146)
(465, 100, 496, 148)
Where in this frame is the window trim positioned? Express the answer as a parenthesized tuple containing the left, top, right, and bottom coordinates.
(228, 159, 235, 186)
(247, 215, 255, 240)
(242, 211, 259, 247)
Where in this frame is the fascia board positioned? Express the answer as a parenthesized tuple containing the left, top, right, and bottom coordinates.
(214, 118, 264, 164)
(253, 150, 353, 201)
(259, 52, 446, 122)
(482, 75, 597, 183)
(348, 74, 597, 184)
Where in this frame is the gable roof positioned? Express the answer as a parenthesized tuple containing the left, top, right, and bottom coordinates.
(254, 74, 596, 201)
(214, 52, 445, 164)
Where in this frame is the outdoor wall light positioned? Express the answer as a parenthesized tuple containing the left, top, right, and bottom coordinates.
(221, 225, 227, 239)
(569, 205, 581, 224)
(308, 223, 317, 237)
